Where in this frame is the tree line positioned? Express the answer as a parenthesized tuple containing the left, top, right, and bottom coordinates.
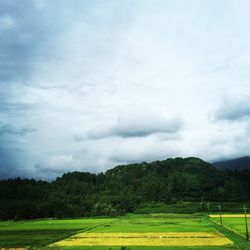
(0, 157, 250, 220)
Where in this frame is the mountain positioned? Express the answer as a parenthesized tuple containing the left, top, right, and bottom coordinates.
(213, 156, 250, 170)
(0, 157, 250, 220)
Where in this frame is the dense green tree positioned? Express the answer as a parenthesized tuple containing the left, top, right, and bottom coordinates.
(0, 157, 249, 220)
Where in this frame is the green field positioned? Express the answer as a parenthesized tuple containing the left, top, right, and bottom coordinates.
(0, 217, 115, 248)
(0, 214, 249, 249)
(210, 214, 249, 238)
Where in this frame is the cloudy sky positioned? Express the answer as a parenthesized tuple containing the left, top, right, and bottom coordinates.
(1, 0, 250, 179)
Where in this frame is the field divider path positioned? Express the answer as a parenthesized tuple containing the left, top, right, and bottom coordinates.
(77, 218, 120, 234)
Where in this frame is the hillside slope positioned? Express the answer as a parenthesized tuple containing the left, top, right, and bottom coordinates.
(0, 157, 250, 220)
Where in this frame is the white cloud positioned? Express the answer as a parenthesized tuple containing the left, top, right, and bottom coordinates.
(31, 0, 47, 10)
(34, 154, 83, 178)
(87, 110, 183, 139)
(47, 154, 80, 169)
(0, 15, 16, 30)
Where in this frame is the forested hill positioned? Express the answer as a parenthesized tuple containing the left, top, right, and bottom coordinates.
(0, 157, 250, 220)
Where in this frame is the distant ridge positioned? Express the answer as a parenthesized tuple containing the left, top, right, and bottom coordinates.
(213, 156, 250, 170)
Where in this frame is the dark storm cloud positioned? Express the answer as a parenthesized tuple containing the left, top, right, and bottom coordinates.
(0, 123, 35, 179)
(214, 98, 250, 121)
(0, 102, 34, 113)
(0, 124, 35, 136)
(0, 0, 68, 82)
(0, 144, 21, 179)
(0, 5, 36, 82)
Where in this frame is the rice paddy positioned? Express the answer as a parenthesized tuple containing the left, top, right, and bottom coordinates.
(210, 214, 246, 218)
(48, 214, 235, 248)
(1, 213, 249, 249)
(50, 232, 232, 247)
(210, 214, 249, 239)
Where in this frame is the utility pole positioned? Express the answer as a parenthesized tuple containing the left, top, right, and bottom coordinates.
(243, 205, 249, 240)
(200, 197, 204, 210)
(207, 202, 210, 217)
(218, 204, 222, 225)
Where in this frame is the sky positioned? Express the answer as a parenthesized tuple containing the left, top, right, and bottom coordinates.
(1, 0, 250, 180)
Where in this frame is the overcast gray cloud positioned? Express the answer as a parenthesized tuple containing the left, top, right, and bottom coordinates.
(86, 112, 182, 139)
(214, 97, 250, 121)
(0, 124, 35, 136)
(1, 0, 250, 179)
